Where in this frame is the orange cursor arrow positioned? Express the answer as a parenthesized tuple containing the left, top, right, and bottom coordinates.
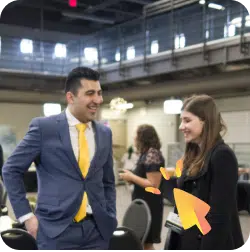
(175, 159, 183, 177)
(174, 188, 211, 235)
(145, 187, 161, 195)
(160, 167, 170, 180)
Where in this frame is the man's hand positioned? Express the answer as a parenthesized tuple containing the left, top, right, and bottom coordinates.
(24, 215, 39, 239)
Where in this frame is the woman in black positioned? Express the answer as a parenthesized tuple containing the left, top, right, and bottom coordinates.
(164, 94, 244, 250)
(119, 124, 164, 250)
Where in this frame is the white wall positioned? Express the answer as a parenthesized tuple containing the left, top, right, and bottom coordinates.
(101, 105, 178, 161)
(215, 96, 250, 112)
(0, 103, 44, 141)
(126, 106, 177, 161)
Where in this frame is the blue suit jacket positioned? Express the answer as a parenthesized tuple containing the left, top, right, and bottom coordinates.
(2, 112, 117, 240)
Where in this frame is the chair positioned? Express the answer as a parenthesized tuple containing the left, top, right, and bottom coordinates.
(122, 199, 151, 244)
(237, 181, 250, 214)
(1, 228, 38, 250)
(109, 227, 143, 250)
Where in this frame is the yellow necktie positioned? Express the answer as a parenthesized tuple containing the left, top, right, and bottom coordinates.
(74, 123, 90, 222)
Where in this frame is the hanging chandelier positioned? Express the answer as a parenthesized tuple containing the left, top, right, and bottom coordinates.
(109, 97, 134, 113)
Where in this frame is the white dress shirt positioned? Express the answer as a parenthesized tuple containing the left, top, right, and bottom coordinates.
(19, 108, 95, 223)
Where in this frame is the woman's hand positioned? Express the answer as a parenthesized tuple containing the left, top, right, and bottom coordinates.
(119, 169, 134, 182)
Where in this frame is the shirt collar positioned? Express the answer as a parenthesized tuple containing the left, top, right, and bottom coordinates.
(65, 107, 91, 129)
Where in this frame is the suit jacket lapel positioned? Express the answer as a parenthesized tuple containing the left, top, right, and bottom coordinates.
(56, 112, 83, 178)
(88, 120, 100, 176)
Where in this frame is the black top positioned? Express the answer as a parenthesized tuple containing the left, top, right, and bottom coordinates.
(165, 140, 244, 250)
(132, 148, 165, 244)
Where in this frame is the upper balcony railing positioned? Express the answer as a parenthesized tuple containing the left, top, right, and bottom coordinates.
(0, 0, 249, 76)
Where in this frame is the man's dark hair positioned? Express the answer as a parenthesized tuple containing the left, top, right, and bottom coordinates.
(65, 67, 100, 95)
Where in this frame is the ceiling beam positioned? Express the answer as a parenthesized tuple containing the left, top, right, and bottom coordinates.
(103, 70, 250, 102)
(84, 0, 121, 14)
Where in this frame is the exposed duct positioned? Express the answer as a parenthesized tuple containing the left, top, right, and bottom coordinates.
(62, 11, 115, 24)
(103, 70, 250, 102)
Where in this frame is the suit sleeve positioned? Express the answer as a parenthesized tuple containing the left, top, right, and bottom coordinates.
(200, 148, 238, 249)
(0, 145, 3, 177)
(102, 129, 116, 219)
(2, 118, 41, 219)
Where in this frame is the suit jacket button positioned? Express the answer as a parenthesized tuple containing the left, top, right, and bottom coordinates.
(193, 181, 197, 187)
(197, 234, 202, 240)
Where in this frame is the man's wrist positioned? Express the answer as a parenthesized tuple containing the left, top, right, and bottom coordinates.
(18, 212, 35, 223)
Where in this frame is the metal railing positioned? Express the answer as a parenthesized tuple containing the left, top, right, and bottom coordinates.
(0, 1, 249, 76)
(167, 142, 250, 168)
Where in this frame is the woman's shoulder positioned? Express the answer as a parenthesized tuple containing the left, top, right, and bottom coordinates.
(147, 147, 162, 155)
(145, 148, 164, 163)
(210, 142, 237, 164)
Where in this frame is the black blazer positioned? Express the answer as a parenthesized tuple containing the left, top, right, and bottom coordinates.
(164, 140, 244, 250)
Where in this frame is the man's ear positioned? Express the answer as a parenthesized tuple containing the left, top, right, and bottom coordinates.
(66, 92, 75, 104)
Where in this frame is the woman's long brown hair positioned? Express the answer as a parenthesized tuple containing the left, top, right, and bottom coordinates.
(182, 95, 227, 176)
(135, 124, 161, 154)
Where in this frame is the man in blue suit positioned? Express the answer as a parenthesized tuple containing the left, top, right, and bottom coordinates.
(2, 67, 117, 249)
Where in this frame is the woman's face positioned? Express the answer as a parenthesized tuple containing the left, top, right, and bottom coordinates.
(179, 111, 204, 144)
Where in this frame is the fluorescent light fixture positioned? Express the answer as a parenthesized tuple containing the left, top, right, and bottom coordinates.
(20, 39, 33, 54)
(208, 3, 225, 10)
(116, 103, 134, 110)
(126, 46, 135, 60)
(151, 40, 159, 54)
(115, 49, 120, 61)
(84, 47, 98, 62)
(43, 103, 62, 117)
(54, 43, 67, 58)
(200, 1, 225, 11)
(164, 99, 183, 114)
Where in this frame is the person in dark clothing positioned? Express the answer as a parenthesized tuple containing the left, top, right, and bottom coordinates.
(164, 94, 244, 250)
(119, 124, 164, 250)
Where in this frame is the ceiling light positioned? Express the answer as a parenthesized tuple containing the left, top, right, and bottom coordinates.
(164, 99, 183, 114)
(116, 103, 134, 110)
(199, 0, 205, 4)
(110, 97, 133, 113)
(208, 3, 225, 10)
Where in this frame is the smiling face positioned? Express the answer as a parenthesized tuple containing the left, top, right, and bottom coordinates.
(66, 78, 103, 123)
(179, 110, 204, 144)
